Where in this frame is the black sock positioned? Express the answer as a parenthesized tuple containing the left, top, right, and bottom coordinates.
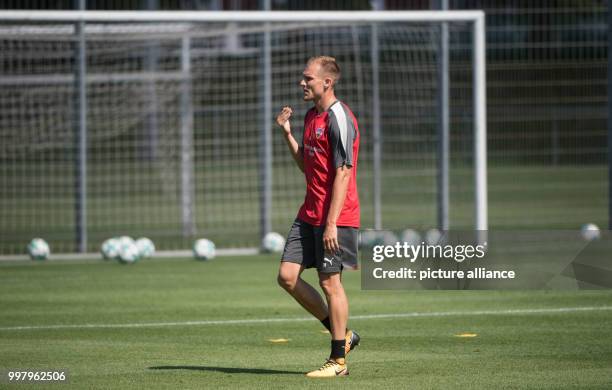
(320, 316, 332, 332)
(330, 339, 346, 360)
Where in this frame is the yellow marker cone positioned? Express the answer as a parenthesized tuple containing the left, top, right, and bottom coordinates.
(455, 333, 478, 338)
(268, 338, 290, 343)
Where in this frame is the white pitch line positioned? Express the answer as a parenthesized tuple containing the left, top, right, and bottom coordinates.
(1, 306, 611, 332)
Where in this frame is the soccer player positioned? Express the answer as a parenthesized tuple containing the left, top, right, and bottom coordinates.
(276, 56, 360, 378)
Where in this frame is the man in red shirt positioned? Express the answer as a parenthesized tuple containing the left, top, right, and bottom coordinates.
(276, 56, 360, 378)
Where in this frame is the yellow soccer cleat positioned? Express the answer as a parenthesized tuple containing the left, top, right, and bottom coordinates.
(345, 329, 360, 356)
(305, 358, 349, 378)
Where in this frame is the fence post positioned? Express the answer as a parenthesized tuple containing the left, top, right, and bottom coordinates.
(260, 0, 273, 242)
(180, 35, 196, 236)
(74, 0, 87, 252)
(435, 0, 450, 231)
(371, 0, 383, 230)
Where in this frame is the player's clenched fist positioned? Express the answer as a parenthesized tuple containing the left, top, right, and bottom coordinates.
(276, 106, 293, 134)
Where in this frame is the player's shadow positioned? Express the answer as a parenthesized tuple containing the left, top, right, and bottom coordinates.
(149, 365, 303, 375)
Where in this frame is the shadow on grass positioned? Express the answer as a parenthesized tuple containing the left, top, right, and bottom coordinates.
(149, 365, 303, 375)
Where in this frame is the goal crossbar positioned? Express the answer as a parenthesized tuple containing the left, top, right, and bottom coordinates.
(0, 10, 483, 23)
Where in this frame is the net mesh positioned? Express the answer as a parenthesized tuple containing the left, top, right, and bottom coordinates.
(0, 20, 475, 253)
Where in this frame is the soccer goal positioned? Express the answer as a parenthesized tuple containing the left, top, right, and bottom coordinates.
(0, 10, 486, 254)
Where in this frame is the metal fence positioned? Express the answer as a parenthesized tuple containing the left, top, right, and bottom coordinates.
(0, 12, 486, 253)
(0, 1, 607, 255)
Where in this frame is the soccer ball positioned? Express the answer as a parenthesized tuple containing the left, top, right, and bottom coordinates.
(193, 238, 216, 260)
(580, 223, 601, 241)
(425, 228, 443, 245)
(400, 229, 421, 246)
(118, 240, 140, 264)
(380, 231, 398, 246)
(359, 230, 396, 247)
(135, 237, 155, 259)
(359, 230, 378, 248)
(101, 238, 120, 260)
(27, 238, 50, 260)
(262, 232, 285, 253)
(118, 235, 135, 248)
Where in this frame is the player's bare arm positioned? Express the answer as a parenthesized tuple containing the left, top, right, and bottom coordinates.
(276, 106, 304, 172)
(323, 165, 351, 254)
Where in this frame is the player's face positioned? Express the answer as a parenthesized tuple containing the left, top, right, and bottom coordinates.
(300, 63, 326, 102)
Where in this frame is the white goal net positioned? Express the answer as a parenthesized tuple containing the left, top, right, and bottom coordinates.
(0, 11, 486, 253)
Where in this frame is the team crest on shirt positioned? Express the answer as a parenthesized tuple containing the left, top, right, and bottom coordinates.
(315, 127, 324, 138)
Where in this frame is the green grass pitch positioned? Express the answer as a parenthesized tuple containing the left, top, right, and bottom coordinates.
(1, 255, 611, 389)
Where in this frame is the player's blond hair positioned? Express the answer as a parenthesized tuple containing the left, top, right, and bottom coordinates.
(307, 56, 341, 84)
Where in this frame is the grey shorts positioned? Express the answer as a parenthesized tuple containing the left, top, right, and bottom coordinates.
(281, 218, 359, 273)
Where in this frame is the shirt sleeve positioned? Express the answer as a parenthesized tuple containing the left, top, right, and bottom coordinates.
(328, 103, 355, 168)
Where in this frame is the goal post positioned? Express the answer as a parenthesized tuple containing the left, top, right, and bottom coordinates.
(0, 10, 487, 254)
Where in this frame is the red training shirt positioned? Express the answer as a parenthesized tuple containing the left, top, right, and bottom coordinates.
(297, 100, 360, 228)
